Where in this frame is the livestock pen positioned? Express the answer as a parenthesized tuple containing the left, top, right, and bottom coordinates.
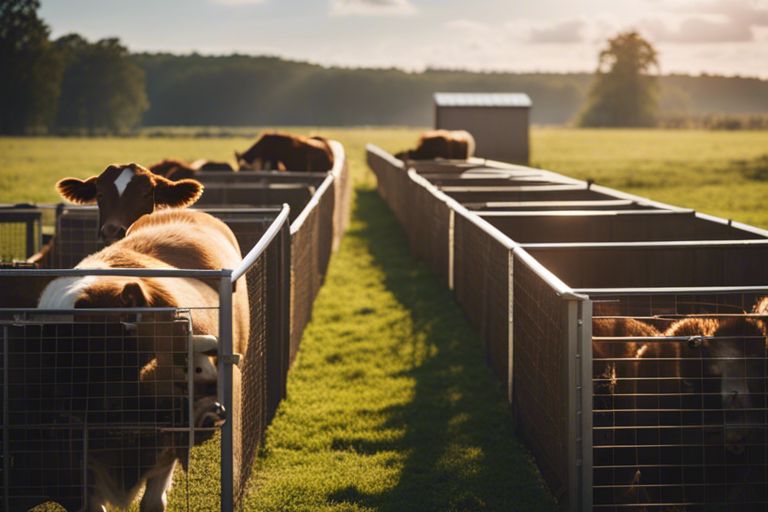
(367, 144, 768, 511)
(0, 141, 349, 511)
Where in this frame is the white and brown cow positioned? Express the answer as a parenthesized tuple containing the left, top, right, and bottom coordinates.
(35, 209, 249, 512)
(56, 163, 203, 244)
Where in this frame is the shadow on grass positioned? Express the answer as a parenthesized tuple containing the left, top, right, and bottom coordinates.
(326, 188, 555, 512)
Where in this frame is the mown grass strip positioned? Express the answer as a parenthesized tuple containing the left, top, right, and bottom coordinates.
(243, 186, 556, 511)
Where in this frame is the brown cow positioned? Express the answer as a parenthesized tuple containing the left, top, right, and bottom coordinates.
(56, 163, 203, 244)
(235, 132, 334, 172)
(395, 129, 476, 161)
(148, 158, 196, 179)
(190, 159, 236, 172)
(149, 159, 236, 181)
(33, 209, 249, 511)
(592, 318, 663, 396)
(665, 316, 767, 455)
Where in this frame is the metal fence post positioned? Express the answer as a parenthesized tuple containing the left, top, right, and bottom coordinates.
(218, 272, 234, 512)
(507, 250, 514, 406)
(565, 296, 592, 512)
(3, 326, 9, 512)
(579, 299, 593, 512)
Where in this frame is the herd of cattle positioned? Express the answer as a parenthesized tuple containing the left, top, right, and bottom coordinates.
(5, 127, 766, 510)
(5, 128, 472, 511)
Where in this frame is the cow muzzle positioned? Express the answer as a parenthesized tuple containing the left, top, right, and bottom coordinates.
(100, 223, 127, 243)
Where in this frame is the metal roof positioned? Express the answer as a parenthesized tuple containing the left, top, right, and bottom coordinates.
(434, 92, 532, 108)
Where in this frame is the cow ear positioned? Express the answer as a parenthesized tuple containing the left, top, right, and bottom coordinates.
(154, 176, 203, 208)
(121, 282, 147, 307)
(56, 176, 98, 204)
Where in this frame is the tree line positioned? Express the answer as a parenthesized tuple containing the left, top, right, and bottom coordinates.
(2, 1, 767, 134)
(1, 0, 147, 134)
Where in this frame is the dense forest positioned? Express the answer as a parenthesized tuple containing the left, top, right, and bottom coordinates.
(135, 52, 768, 127)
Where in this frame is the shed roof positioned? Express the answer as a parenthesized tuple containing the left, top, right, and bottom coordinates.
(434, 92, 532, 108)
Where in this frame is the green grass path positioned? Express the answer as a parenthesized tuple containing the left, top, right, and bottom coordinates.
(243, 186, 556, 511)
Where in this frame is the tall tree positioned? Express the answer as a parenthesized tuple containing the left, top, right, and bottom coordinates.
(54, 35, 149, 134)
(0, 0, 63, 133)
(579, 31, 660, 127)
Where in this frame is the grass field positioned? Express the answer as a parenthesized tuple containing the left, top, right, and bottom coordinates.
(3, 128, 767, 225)
(4, 127, 768, 511)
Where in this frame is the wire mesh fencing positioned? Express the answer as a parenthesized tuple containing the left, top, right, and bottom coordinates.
(289, 176, 335, 363)
(0, 307, 217, 511)
(0, 207, 42, 263)
(590, 291, 768, 511)
(406, 175, 452, 286)
(453, 210, 511, 387)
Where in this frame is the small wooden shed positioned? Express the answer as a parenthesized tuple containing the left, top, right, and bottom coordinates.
(434, 92, 531, 164)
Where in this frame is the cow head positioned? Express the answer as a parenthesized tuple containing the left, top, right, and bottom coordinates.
(676, 317, 767, 455)
(39, 275, 220, 396)
(56, 163, 203, 244)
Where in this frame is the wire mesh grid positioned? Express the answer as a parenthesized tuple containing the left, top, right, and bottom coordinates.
(0, 308, 221, 512)
(0, 209, 42, 263)
(452, 212, 510, 384)
(54, 208, 104, 269)
(513, 255, 571, 500)
(289, 181, 335, 363)
(590, 291, 768, 510)
(407, 180, 451, 286)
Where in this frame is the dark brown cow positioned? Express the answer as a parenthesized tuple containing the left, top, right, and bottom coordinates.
(148, 158, 196, 179)
(33, 209, 249, 511)
(149, 159, 236, 181)
(56, 163, 203, 244)
(395, 129, 476, 161)
(592, 318, 664, 396)
(665, 317, 767, 455)
(190, 159, 236, 172)
(235, 132, 334, 172)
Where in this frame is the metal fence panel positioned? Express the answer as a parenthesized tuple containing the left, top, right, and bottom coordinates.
(513, 255, 572, 502)
(487, 211, 766, 243)
(453, 211, 511, 385)
(589, 291, 768, 510)
(1, 310, 205, 511)
(0, 207, 41, 262)
(289, 176, 336, 363)
(406, 177, 452, 286)
(529, 243, 768, 289)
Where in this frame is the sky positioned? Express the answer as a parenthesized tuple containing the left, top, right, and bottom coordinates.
(40, 0, 768, 78)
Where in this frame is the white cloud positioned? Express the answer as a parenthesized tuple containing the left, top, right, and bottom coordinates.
(330, 0, 417, 17)
(640, 0, 768, 43)
(529, 18, 586, 43)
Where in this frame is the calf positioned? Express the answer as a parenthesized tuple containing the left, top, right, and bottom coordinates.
(395, 129, 476, 161)
(32, 209, 249, 512)
(235, 132, 334, 172)
(56, 163, 203, 244)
